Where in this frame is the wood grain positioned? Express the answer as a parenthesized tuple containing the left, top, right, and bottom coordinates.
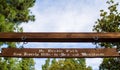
(0, 48, 119, 58)
(0, 32, 120, 42)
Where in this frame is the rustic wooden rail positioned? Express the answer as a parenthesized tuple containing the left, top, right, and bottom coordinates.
(0, 32, 120, 42)
(0, 48, 119, 58)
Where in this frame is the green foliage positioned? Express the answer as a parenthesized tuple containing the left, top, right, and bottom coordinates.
(93, 0, 120, 32)
(99, 58, 120, 70)
(42, 58, 92, 70)
(0, 58, 21, 70)
(0, 0, 36, 70)
(0, 0, 35, 32)
(42, 58, 50, 70)
(0, 0, 36, 47)
(93, 0, 120, 70)
(93, 0, 120, 48)
(20, 58, 35, 70)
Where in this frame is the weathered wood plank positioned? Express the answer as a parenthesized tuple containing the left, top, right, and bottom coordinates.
(0, 48, 119, 58)
(0, 32, 120, 42)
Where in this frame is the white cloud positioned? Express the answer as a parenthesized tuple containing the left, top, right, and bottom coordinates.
(34, 58, 46, 70)
(86, 58, 103, 70)
(20, 0, 120, 70)
(21, 0, 107, 32)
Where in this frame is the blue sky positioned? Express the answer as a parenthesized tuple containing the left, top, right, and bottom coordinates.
(21, 0, 108, 32)
(20, 0, 120, 70)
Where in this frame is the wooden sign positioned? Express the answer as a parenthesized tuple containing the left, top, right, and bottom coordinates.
(0, 48, 119, 58)
(1, 32, 120, 42)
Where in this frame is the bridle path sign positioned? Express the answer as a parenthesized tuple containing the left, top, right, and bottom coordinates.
(0, 48, 119, 58)
(0, 32, 120, 58)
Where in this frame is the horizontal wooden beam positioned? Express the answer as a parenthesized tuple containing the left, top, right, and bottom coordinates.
(0, 32, 120, 42)
(0, 48, 119, 58)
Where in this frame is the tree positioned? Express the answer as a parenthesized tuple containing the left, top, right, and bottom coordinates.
(93, 0, 120, 70)
(0, 0, 35, 70)
(20, 58, 35, 70)
(99, 58, 120, 70)
(42, 58, 92, 70)
(93, 0, 120, 48)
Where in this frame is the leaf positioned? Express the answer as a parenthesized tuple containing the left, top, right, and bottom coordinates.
(0, 14, 5, 22)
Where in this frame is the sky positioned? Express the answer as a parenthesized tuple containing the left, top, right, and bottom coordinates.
(20, 0, 120, 70)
